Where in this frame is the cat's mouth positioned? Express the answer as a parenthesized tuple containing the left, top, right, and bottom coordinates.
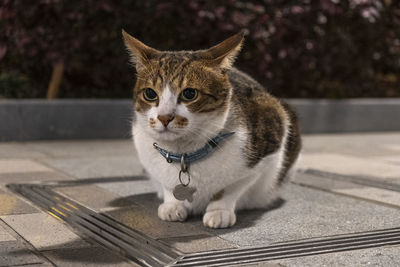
(155, 127, 177, 134)
(153, 127, 181, 140)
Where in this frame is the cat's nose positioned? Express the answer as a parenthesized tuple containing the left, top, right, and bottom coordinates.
(157, 114, 175, 127)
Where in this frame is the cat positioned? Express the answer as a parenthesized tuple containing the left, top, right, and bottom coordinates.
(122, 29, 301, 229)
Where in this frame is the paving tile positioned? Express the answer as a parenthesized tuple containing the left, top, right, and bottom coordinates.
(268, 245, 400, 267)
(335, 187, 400, 207)
(41, 156, 144, 179)
(0, 223, 15, 242)
(293, 172, 362, 191)
(302, 133, 400, 158)
(382, 144, 400, 152)
(43, 246, 138, 266)
(0, 240, 44, 266)
(299, 153, 400, 178)
(0, 159, 53, 174)
(294, 171, 400, 207)
(1, 213, 90, 250)
(201, 184, 400, 247)
(56, 184, 134, 211)
(97, 180, 156, 197)
(159, 234, 237, 253)
(374, 155, 400, 165)
(0, 143, 49, 159)
(0, 189, 39, 215)
(0, 171, 76, 184)
(105, 194, 209, 239)
(26, 140, 137, 158)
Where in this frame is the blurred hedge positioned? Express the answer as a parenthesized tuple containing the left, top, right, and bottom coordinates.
(1, 0, 399, 98)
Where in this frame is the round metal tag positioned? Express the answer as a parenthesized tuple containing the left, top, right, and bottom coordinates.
(173, 184, 196, 202)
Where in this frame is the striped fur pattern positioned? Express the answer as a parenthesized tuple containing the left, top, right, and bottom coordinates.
(123, 30, 301, 228)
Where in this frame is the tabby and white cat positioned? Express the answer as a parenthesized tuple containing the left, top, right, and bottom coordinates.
(122, 30, 301, 228)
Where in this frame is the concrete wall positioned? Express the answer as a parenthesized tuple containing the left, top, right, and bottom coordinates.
(0, 100, 132, 141)
(289, 99, 400, 133)
(1, 99, 400, 141)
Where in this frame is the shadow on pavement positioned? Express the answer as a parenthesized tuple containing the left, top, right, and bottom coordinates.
(107, 192, 286, 234)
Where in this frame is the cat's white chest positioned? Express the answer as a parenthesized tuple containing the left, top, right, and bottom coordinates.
(133, 126, 249, 207)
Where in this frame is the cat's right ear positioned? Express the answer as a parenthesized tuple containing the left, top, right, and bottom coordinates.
(122, 29, 160, 70)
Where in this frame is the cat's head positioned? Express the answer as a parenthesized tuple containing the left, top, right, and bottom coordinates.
(123, 30, 244, 142)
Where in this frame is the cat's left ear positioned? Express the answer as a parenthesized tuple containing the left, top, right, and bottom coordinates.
(122, 29, 160, 71)
(197, 31, 244, 69)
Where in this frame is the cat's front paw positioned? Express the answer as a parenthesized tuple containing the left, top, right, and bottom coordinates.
(203, 209, 236, 228)
(158, 202, 188, 222)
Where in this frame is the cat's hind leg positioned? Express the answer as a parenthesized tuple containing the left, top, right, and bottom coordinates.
(236, 152, 285, 210)
(236, 174, 283, 211)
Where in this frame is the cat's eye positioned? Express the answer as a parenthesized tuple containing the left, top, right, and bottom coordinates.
(180, 88, 198, 101)
(143, 88, 158, 101)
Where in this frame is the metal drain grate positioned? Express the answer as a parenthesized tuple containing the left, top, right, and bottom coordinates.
(303, 169, 400, 192)
(9, 183, 400, 267)
(171, 227, 400, 266)
(8, 183, 180, 267)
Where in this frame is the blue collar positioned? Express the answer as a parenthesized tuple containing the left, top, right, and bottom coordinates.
(153, 132, 235, 165)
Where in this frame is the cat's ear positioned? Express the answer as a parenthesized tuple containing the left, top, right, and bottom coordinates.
(197, 31, 244, 69)
(122, 29, 160, 70)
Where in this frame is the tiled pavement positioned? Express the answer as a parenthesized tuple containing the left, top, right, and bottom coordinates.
(0, 133, 399, 266)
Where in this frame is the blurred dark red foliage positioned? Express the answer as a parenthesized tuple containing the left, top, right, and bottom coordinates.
(1, 0, 400, 98)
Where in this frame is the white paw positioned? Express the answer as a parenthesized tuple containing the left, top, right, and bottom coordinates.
(203, 209, 236, 228)
(158, 202, 188, 222)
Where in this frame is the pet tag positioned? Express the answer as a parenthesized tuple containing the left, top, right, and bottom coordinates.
(173, 184, 196, 202)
